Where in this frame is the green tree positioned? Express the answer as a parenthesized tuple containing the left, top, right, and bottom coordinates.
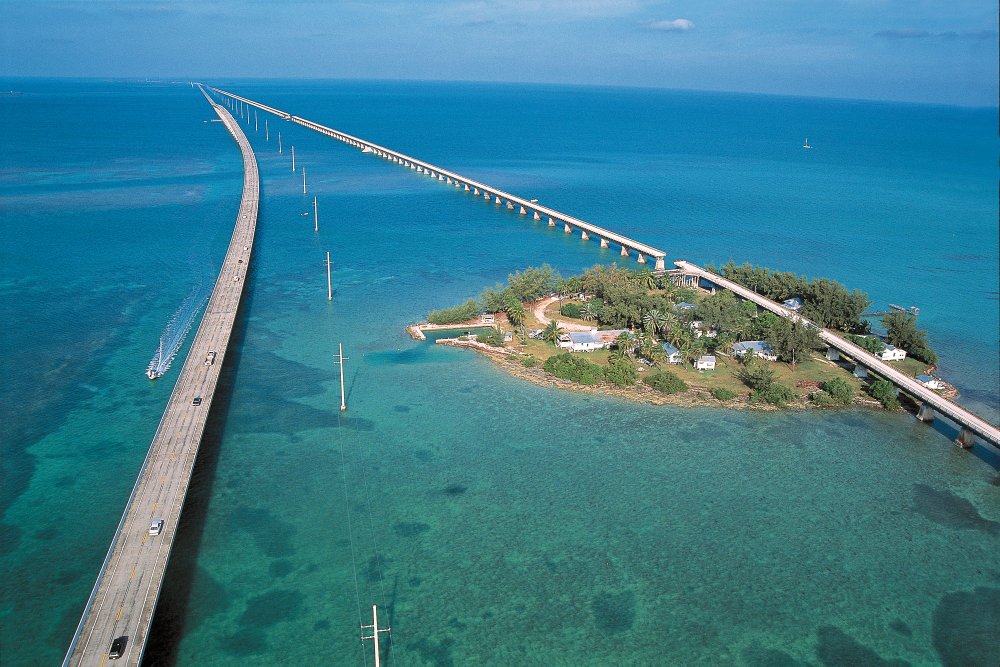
(642, 309, 667, 336)
(767, 318, 821, 366)
(542, 320, 565, 344)
(580, 301, 598, 321)
(866, 379, 900, 410)
(503, 293, 525, 326)
(428, 299, 480, 325)
(507, 265, 558, 303)
(738, 357, 776, 391)
(847, 334, 886, 356)
(882, 312, 937, 364)
(711, 387, 738, 401)
(752, 382, 797, 406)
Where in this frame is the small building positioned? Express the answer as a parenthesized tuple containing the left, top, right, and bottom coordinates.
(480, 313, 495, 324)
(732, 340, 778, 362)
(782, 297, 804, 311)
(695, 355, 716, 371)
(690, 320, 718, 339)
(557, 328, 628, 352)
(916, 374, 946, 390)
(662, 343, 683, 364)
(878, 344, 907, 361)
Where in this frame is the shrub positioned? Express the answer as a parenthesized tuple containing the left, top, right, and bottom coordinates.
(643, 371, 688, 395)
(559, 303, 583, 318)
(521, 355, 537, 368)
(821, 377, 854, 405)
(543, 353, 605, 385)
(866, 379, 900, 410)
(910, 346, 938, 365)
(476, 328, 505, 347)
(605, 358, 638, 386)
(751, 382, 797, 406)
(428, 299, 480, 325)
(711, 387, 738, 401)
(811, 391, 836, 407)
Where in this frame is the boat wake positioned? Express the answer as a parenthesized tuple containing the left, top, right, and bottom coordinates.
(145, 285, 210, 380)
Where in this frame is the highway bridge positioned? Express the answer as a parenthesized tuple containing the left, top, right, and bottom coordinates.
(674, 260, 1000, 450)
(208, 86, 668, 270)
(63, 86, 259, 666)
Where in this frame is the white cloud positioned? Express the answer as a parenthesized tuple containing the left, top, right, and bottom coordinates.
(645, 18, 694, 32)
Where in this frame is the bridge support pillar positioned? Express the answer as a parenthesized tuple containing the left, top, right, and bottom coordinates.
(955, 427, 976, 449)
(853, 365, 867, 379)
(600, 238, 609, 248)
(465, 184, 470, 191)
(826, 347, 840, 361)
(446, 177, 452, 184)
(519, 205, 527, 215)
(484, 192, 491, 200)
(455, 181, 461, 188)
(621, 246, 629, 257)
(581, 230, 590, 240)
(533, 211, 541, 220)
(654, 257, 665, 271)
(637, 254, 647, 264)
(439, 174, 445, 181)
(474, 187, 480, 195)
(916, 402, 935, 422)
(564, 223, 572, 233)
(507, 201, 515, 210)
(548, 217, 556, 227)
(496, 196, 502, 204)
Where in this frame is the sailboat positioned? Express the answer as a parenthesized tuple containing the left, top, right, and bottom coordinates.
(803, 137, 813, 149)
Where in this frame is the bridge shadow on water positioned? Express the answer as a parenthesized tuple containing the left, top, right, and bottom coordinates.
(142, 259, 258, 666)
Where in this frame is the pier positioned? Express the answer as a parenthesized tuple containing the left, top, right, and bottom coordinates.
(207, 87, 667, 270)
(674, 260, 1000, 450)
(63, 86, 259, 665)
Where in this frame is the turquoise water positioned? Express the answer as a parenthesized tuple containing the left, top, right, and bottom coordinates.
(1, 80, 998, 665)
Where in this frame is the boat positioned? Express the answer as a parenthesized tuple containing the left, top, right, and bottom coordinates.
(146, 369, 162, 380)
(803, 137, 812, 149)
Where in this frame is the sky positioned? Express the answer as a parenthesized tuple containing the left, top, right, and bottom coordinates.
(1, 0, 997, 106)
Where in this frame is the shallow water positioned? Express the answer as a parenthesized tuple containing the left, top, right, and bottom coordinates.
(0, 80, 997, 665)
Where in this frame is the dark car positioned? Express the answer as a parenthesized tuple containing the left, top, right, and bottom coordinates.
(192, 397, 202, 406)
(109, 635, 128, 659)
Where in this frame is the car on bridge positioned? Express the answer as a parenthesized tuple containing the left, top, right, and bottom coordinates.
(148, 519, 164, 536)
(108, 635, 128, 659)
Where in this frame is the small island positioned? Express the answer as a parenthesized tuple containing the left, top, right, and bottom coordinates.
(410, 262, 949, 411)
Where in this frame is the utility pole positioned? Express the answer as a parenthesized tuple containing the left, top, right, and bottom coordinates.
(278, 132, 282, 153)
(254, 110, 258, 132)
(265, 118, 269, 141)
(291, 145, 295, 172)
(334, 343, 350, 412)
(313, 197, 318, 232)
(302, 166, 307, 194)
(360, 605, 389, 667)
(325, 251, 333, 301)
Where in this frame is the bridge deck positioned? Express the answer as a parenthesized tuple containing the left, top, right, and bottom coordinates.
(209, 87, 666, 262)
(64, 88, 259, 666)
(675, 260, 1000, 448)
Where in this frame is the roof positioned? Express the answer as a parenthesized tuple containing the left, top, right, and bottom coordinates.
(697, 355, 716, 363)
(673, 302, 696, 311)
(916, 374, 937, 383)
(567, 329, 627, 345)
(662, 343, 680, 356)
(884, 344, 899, 351)
(732, 340, 775, 355)
(782, 297, 803, 308)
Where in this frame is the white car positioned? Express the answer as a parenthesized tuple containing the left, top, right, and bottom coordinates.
(148, 519, 164, 536)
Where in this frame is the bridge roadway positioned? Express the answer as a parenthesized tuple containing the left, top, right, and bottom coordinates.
(674, 260, 1000, 450)
(208, 86, 667, 270)
(64, 87, 259, 666)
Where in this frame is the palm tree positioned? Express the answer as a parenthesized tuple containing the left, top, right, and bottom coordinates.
(580, 302, 597, 321)
(542, 320, 565, 344)
(634, 272, 657, 290)
(615, 331, 637, 358)
(642, 309, 667, 336)
(659, 312, 680, 337)
(504, 295, 525, 327)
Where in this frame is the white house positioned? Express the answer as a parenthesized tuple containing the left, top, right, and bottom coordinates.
(557, 328, 627, 352)
(695, 355, 716, 371)
(878, 344, 907, 361)
(732, 340, 778, 362)
(916, 374, 946, 390)
(661, 343, 683, 364)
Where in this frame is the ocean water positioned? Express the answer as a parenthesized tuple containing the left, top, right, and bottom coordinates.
(0, 79, 997, 665)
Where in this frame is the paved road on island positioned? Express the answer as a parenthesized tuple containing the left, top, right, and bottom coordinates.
(64, 87, 259, 666)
